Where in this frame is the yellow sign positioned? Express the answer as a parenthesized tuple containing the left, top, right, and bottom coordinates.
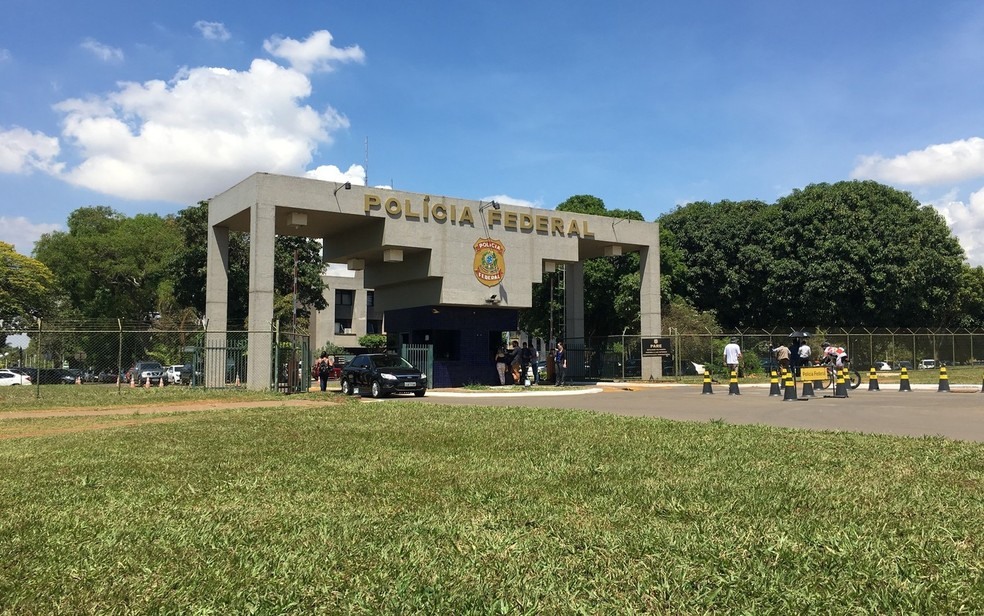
(473, 238, 506, 287)
(800, 367, 829, 381)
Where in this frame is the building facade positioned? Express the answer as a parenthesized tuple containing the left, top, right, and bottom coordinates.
(206, 173, 661, 389)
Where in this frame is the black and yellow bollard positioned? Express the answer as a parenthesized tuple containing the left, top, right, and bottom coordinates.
(801, 374, 815, 397)
(702, 369, 714, 394)
(728, 369, 741, 396)
(899, 367, 912, 392)
(768, 370, 781, 396)
(980, 373, 983, 393)
(782, 368, 798, 401)
(867, 367, 880, 391)
(834, 367, 849, 398)
(937, 364, 950, 393)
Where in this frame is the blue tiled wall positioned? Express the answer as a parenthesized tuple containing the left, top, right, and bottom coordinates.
(385, 305, 518, 388)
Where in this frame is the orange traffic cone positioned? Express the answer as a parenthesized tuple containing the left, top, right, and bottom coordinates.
(235, 373, 241, 387)
(144, 376, 150, 389)
(159, 376, 165, 388)
(75, 375, 82, 385)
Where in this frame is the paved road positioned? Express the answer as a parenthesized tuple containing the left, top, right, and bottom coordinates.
(416, 383, 984, 442)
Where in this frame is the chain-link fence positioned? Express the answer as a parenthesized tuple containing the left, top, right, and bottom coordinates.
(0, 320, 310, 393)
(561, 328, 984, 380)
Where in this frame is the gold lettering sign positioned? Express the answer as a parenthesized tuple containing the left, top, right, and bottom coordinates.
(362, 193, 594, 237)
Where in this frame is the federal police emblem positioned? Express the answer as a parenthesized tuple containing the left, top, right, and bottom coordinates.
(473, 238, 506, 287)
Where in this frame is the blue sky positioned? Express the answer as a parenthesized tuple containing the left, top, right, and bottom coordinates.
(2, 0, 984, 264)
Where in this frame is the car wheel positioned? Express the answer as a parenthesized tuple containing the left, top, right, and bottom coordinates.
(414, 389, 426, 397)
(370, 380, 385, 398)
(340, 378, 352, 396)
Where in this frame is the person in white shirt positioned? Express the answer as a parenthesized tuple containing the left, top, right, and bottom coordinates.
(723, 338, 742, 375)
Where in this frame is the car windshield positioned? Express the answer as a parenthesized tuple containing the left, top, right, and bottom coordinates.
(373, 355, 414, 369)
(140, 363, 164, 371)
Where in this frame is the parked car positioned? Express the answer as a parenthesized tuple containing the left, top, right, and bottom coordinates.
(0, 369, 32, 386)
(164, 364, 185, 385)
(339, 353, 427, 398)
(919, 359, 937, 370)
(127, 361, 166, 386)
(894, 361, 913, 371)
(874, 361, 893, 371)
(97, 369, 122, 383)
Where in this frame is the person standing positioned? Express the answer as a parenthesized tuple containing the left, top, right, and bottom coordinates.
(771, 342, 791, 373)
(554, 341, 567, 386)
(797, 339, 812, 366)
(723, 338, 742, 376)
(519, 341, 533, 387)
(494, 346, 508, 385)
(314, 352, 332, 392)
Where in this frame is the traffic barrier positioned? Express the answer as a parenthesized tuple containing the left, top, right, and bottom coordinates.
(129, 375, 135, 388)
(144, 376, 150, 389)
(937, 365, 950, 393)
(899, 367, 912, 392)
(235, 373, 241, 387)
(701, 369, 714, 394)
(728, 369, 741, 396)
(768, 370, 781, 396)
(159, 376, 164, 388)
(75, 375, 82, 385)
(801, 377, 815, 397)
(980, 373, 984, 393)
(834, 367, 849, 398)
(867, 367, 879, 391)
(782, 369, 798, 401)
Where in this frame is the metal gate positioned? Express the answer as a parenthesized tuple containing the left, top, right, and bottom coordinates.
(401, 343, 433, 385)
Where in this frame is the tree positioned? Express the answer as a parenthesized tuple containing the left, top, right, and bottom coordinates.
(0, 242, 56, 341)
(659, 181, 967, 328)
(33, 207, 181, 323)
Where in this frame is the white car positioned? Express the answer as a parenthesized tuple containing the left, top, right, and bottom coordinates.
(164, 365, 184, 385)
(0, 369, 32, 386)
(874, 361, 893, 372)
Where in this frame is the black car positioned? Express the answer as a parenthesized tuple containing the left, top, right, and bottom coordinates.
(340, 353, 427, 398)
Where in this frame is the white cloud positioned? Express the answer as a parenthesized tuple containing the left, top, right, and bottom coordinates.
(0, 48, 11, 62)
(0, 126, 62, 174)
(852, 137, 984, 185)
(194, 21, 231, 42)
(305, 163, 364, 185)
(50, 57, 350, 203)
(323, 262, 356, 278)
(0, 216, 62, 255)
(931, 187, 984, 267)
(263, 30, 365, 74)
(80, 38, 124, 63)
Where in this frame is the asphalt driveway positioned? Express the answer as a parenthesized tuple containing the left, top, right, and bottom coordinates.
(417, 383, 984, 442)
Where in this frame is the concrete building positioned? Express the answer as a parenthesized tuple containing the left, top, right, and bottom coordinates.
(206, 172, 661, 389)
(310, 268, 384, 350)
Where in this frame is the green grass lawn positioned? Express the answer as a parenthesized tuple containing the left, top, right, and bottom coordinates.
(1, 399, 982, 614)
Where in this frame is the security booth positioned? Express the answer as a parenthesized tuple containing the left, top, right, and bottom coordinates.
(205, 172, 662, 389)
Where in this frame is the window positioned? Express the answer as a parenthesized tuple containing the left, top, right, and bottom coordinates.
(335, 319, 352, 334)
(336, 290, 354, 306)
(366, 290, 375, 307)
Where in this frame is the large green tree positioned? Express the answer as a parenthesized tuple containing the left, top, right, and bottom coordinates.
(33, 207, 181, 323)
(659, 181, 966, 328)
(0, 241, 56, 340)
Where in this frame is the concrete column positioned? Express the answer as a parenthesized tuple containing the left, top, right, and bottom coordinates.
(639, 240, 663, 379)
(205, 224, 229, 388)
(246, 202, 276, 390)
(563, 262, 585, 343)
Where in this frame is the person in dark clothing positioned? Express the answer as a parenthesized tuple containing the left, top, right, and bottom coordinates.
(315, 352, 332, 392)
(554, 341, 567, 386)
(519, 341, 533, 387)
